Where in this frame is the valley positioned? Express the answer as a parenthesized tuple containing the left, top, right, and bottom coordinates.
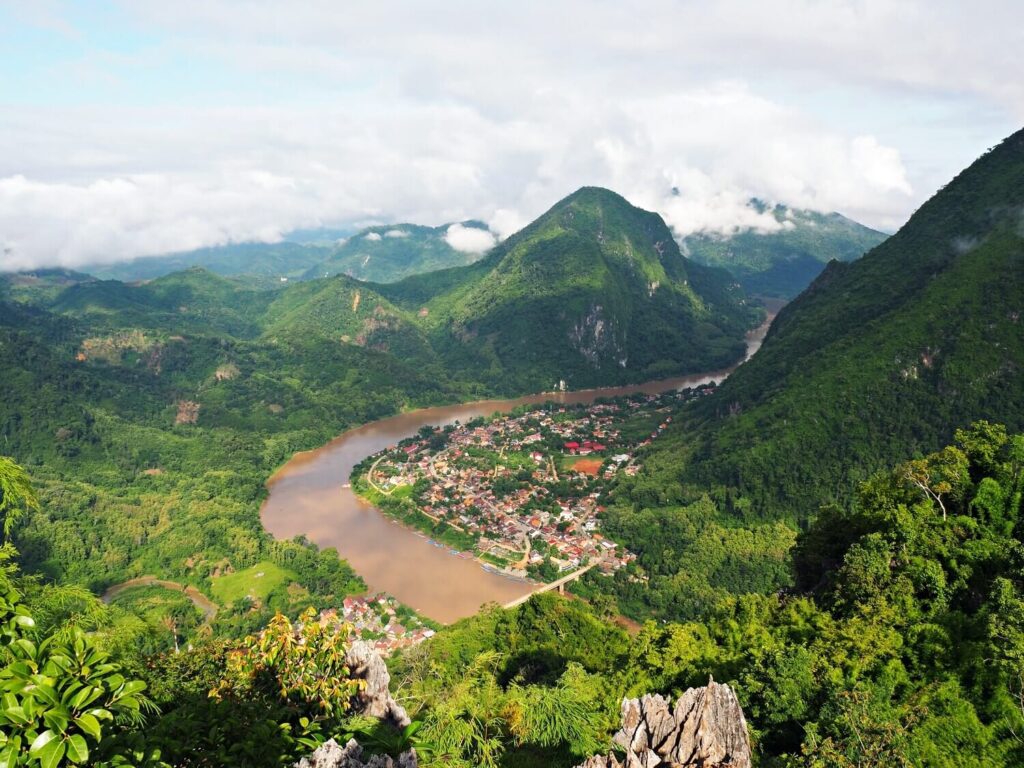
(260, 312, 775, 623)
(4, 7, 1023, 767)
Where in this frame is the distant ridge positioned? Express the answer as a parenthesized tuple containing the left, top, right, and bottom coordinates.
(665, 127, 1024, 518)
(681, 200, 887, 298)
(377, 186, 762, 391)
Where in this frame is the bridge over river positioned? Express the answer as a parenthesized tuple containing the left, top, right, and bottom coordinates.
(261, 309, 778, 624)
(503, 564, 595, 609)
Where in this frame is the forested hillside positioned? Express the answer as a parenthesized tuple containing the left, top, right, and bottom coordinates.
(380, 187, 761, 391)
(3, 423, 1023, 766)
(0, 269, 473, 641)
(681, 201, 887, 298)
(656, 128, 1024, 520)
(85, 241, 332, 286)
(303, 221, 491, 282)
(82, 221, 490, 287)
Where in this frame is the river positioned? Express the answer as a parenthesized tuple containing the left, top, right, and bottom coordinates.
(261, 309, 778, 624)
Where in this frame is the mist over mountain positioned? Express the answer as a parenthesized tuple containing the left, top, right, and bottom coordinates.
(681, 200, 888, 298)
(377, 187, 761, 391)
(661, 127, 1024, 518)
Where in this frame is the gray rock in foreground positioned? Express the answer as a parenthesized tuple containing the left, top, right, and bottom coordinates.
(295, 641, 414, 768)
(345, 640, 411, 728)
(294, 739, 416, 768)
(577, 677, 751, 768)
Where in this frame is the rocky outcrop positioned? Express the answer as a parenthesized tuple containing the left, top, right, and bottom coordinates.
(294, 643, 414, 768)
(576, 678, 751, 768)
(294, 739, 416, 768)
(345, 641, 411, 728)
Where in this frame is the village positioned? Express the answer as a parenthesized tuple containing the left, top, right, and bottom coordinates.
(355, 388, 711, 585)
(320, 593, 437, 656)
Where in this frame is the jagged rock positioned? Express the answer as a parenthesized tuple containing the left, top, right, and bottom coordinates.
(294, 643, 413, 768)
(345, 640, 411, 727)
(577, 678, 751, 768)
(293, 738, 417, 768)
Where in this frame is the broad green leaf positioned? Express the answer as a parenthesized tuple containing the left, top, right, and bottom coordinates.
(38, 737, 66, 768)
(69, 686, 102, 710)
(42, 708, 69, 733)
(3, 706, 29, 726)
(66, 734, 89, 764)
(32, 682, 61, 707)
(118, 680, 147, 696)
(28, 728, 58, 757)
(74, 712, 101, 740)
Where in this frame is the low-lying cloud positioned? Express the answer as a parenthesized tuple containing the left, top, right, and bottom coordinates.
(445, 224, 497, 254)
(0, 1, 1018, 272)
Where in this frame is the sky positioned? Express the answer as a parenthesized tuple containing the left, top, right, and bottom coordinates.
(0, 0, 1021, 271)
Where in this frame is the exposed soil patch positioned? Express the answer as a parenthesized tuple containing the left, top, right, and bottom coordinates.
(570, 458, 603, 476)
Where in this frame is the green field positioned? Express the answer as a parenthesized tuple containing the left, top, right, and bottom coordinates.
(210, 560, 296, 605)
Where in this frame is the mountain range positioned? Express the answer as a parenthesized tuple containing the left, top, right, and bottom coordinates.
(656, 127, 1024, 519)
(81, 221, 494, 287)
(681, 200, 888, 298)
(9, 188, 761, 395)
(72, 199, 886, 302)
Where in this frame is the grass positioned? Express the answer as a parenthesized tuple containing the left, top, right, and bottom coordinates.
(210, 560, 295, 605)
(480, 551, 511, 568)
(109, 584, 201, 624)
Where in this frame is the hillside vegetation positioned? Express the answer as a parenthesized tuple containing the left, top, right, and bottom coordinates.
(682, 200, 888, 298)
(4, 421, 1024, 766)
(658, 128, 1024, 520)
(81, 221, 492, 287)
(380, 187, 761, 391)
(303, 221, 491, 282)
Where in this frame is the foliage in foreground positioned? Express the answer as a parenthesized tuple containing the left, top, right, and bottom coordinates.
(400, 422, 1024, 766)
(5, 422, 1024, 766)
(0, 546, 160, 768)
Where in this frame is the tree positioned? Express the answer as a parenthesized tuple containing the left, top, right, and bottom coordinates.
(211, 608, 362, 722)
(900, 446, 969, 519)
(0, 457, 39, 541)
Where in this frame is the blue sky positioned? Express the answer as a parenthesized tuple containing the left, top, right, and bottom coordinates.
(1, 0, 1021, 269)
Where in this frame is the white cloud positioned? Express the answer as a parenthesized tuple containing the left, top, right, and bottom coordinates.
(0, 1, 1019, 271)
(363, 232, 383, 242)
(487, 209, 531, 241)
(384, 229, 409, 238)
(445, 224, 497, 254)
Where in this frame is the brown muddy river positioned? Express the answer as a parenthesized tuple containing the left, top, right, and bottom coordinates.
(261, 310, 777, 624)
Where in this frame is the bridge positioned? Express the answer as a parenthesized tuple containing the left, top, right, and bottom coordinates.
(502, 563, 596, 609)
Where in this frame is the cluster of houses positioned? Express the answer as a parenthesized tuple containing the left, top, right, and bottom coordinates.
(320, 594, 435, 655)
(364, 398, 696, 580)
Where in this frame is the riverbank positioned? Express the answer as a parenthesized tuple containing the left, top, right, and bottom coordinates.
(260, 310, 779, 624)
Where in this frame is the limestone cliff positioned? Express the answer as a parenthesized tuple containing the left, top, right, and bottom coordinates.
(576, 678, 751, 768)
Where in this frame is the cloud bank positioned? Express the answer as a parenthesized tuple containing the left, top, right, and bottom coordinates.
(444, 223, 497, 254)
(0, 1, 1019, 271)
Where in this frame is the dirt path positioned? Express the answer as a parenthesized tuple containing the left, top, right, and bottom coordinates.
(101, 576, 219, 624)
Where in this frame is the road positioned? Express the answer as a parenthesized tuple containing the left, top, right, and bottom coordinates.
(502, 563, 595, 609)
